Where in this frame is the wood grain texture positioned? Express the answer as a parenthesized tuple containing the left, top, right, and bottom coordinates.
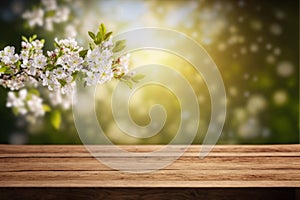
(0, 145, 299, 199)
(0, 144, 299, 188)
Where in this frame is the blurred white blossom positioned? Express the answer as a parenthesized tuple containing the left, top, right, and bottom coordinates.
(65, 25, 77, 38)
(246, 95, 267, 115)
(238, 117, 260, 139)
(277, 61, 294, 77)
(27, 94, 45, 117)
(22, 8, 44, 27)
(42, 0, 57, 11)
(270, 23, 282, 35)
(273, 90, 288, 105)
(22, 0, 70, 31)
(48, 87, 74, 109)
(6, 89, 45, 118)
(6, 89, 28, 115)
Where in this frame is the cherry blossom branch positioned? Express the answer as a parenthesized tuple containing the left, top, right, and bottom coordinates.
(0, 23, 142, 128)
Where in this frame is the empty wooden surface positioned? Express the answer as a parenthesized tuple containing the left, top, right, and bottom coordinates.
(0, 145, 299, 199)
(0, 144, 299, 188)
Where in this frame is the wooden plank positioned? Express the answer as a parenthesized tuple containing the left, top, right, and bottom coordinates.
(1, 157, 299, 171)
(0, 145, 299, 188)
(1, 144, 299, 154)
(0, 144, 299, 158)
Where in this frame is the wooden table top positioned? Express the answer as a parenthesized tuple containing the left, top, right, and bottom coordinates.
(0, 144, 299, 188)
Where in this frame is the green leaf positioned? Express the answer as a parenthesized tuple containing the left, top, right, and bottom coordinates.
(54, 40, 59, 48)
(45, 64, 56, 71)
(43, 104, 51, 112)
(58, 79, 67, 87)
(131, 74, 145, 83)
(88, 31, 95, 40)
(29, 88, 40, 96)
(50, 110, 61, 129)
(0, 67, 7, 73)
(121, 79, 133, 89)
(21, 36, 28, 42)
(79, 49, 88, 58)
(29, 34, 37, 42)
(112, 40, 126, 53)
(104, 32, 112, 40)
(16, 60, 21, 69)
(12, 107, 19, 115)
(71, 71, 78, 81)
(99, 23, 106, 35)
(45, 10, 56, 18)
(89, 43, 95, 50)
(95, 32, 102, 45)
(0, 66, 13, 74)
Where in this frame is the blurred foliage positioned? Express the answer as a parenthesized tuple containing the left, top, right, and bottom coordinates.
(0, 0, 298, 144)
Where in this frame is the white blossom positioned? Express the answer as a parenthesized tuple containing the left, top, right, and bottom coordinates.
(0, 46, 19, 65)
(61, 80, 75, 95)
(33, 55, 47, 69)
(38, 38, 83, 94)
(41, 0, 57, 11)
(22, 0, 70, 32)
(83, 45, 114, 86)
(5, 76, 26, 91)
(40, 70, 59, 91)
(45, 17, 54, 31)
(19, 39, 47, 77)
(22, 8, 44, 27)
(55, 38, 80, 50)
(102, 37, 114, 48)
(31, 40, 44, 50)
(84, 71, 99, 86)
(6, 89, 45, 118)
(277, 61, 294, 77)
(65, 25, 77, 38)
(48, 89, 73, 109)
(113, 54, 130, 77)
(27, 94, 45, 117)
(6, 89, 28, 115)
(53, 7, 70, 23)
(5, 88, 46, 124)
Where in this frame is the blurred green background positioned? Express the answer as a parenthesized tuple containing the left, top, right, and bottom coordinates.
(0, 0, 298, 144)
